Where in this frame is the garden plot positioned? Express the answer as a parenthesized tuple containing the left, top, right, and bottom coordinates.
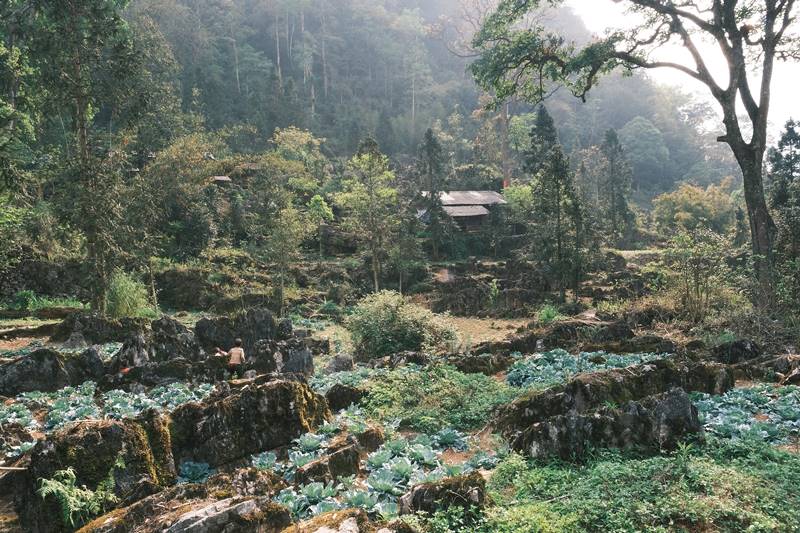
(1, 381, 214, 459)
(505, 349, 669, 389)
(243, 407, 507, 521)
(693, 384, 800, 443)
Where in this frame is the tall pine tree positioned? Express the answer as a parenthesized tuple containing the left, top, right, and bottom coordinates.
(418, 128, 448, 259)
(525, 106, 585, 301)
(600, 129, 635, 248)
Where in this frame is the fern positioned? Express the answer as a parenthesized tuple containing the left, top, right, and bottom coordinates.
(37, 467, 119, 528)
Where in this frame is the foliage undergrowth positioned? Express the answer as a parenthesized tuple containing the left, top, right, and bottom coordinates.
(37, 462, 120, 529)
(361, 364, 518, 432)
(474, 439, 800, 532)
(105, 270, 157, 319)
(2, 290, 85, 312)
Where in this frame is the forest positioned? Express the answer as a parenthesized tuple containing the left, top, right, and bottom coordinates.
(0, 1, 799, 532)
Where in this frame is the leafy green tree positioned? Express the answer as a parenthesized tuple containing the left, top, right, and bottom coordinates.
(524, 106, 585, 301)
(335, 138, 399, 292)
(653, 179, 738, 235)
(271, 127, 328, 199)
(665, 228, 731, 322)
(524, 106, 559, 179)
(0, 29, 37, 189)
(768, 120, 800, 307)
(306, 194, 334, 259)
(619, 116, 670, 192)
(264, 204, 310, 316)
(18, 0, 143, 312)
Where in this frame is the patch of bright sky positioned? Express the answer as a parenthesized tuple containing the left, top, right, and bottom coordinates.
(564, 0, 798, 140)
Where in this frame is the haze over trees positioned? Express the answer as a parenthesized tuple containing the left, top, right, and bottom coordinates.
(2, 2, 800, 532)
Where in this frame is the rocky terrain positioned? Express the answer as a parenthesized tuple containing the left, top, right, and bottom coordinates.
(1, 307, 798, 533)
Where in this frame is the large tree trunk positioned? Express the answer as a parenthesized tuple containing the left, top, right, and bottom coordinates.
(734, 146, 777, 301)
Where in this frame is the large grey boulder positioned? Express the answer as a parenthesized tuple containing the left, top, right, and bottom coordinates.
(151, 316, 203, 362)
(495, 358, 732, 447)
(194, 308, 278, 355)
(518, 388, 702, 460)
(52, 312, 150, 344)
(712, 339, 761, 364)
(78, 469, 289, 533)
(399, 472, 487, 515)
(169, 380, 331, 467)
(0, 347, 102, 396)
(15, 413, 176, 533)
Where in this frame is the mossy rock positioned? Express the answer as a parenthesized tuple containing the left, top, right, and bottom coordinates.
(169, 380, 331, 467)
(281, 508, 373, 533)
(78, 468, 287, 533)
(495, 358, 733, 449)
(52, 312, 150, 344)
(399, 472, 487, 515)
(15, 413, 176, 533)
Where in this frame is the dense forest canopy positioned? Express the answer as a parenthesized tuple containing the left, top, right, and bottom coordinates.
(0, 0, 796, 316)
(3, 0, 737, 196)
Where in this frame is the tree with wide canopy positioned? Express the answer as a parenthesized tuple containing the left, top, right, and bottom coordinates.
(471, 0, 799, 298)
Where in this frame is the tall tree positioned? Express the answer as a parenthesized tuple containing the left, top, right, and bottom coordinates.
(0, 2, 37, 189)
(335, 138, 399, 292)
(768, 119, 800, 305)
(264, 204, 310, 316)
(306, 194, 334, 259)
(525, 106, 584, 300)
(418, 128, 448, 259)
(26, 0, 140, 312)
(524, 105, 559, 179)
(471, 0, 799, 299)
(600, 129, 635, 247)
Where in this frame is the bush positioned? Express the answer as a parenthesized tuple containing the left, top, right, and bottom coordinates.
(485, 442, 800, 532)
(537, 304, 562, 325)
(105, 270, 156, 319)
(362, 364, 518, 431)
(346, 291, 457, 359)
(664, 228, 732, 321)
(37, 467, 118, 529)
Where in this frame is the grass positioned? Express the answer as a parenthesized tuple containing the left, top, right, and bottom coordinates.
(410, 438, 800, 532)
(1, 290, 85, 313)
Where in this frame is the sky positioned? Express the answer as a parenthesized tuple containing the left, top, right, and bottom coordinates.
(564, 0, 798, 141)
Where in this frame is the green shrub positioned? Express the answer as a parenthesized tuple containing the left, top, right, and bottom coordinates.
(105, 270, 156, 319)
(5, 290, 85, 312)
(362, 364, 518, 431)
(537, 304, 562, 325)
(485, 441, 800, 532)
(346, 291, 457, 359)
